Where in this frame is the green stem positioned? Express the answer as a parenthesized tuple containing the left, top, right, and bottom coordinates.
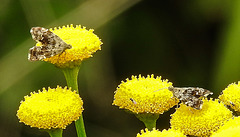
(135, 113, 159, 130)
(75, 115, 86, 136)
(62, 66, 80, 92)
(47, 129, 63, 137)
(62, 66, 87, 137)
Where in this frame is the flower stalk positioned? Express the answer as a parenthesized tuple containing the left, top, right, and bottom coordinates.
(62, 66, 80, 92)
(135, 113, 159, 130)
(62, 66, 87, 137)
(47, 129, 63, 137)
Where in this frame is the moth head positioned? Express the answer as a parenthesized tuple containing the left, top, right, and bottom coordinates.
(203, 89, 213, 97)
(30, 27, 49, 41)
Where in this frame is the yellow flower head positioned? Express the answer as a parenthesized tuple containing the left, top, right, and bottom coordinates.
(170, 98, 232, 136)
(17, 86, 83, 129)
(39, 24, 102, 68)
(219, 82, 240, 112)
(112, 74, 179, 114)
(211, 117, 240, 137)
(136, 128, 186, 137)
(211, 126, 240, 137)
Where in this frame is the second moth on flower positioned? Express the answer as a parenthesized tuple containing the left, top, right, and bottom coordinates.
(156, 86, 213, 110)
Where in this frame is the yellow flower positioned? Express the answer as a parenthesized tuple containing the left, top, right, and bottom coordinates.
(17, 86, 83, 129)
(112, 74, 178, 114)
(219, 82, 240, 112)
(41, 24, 102, 68)
(136, 128, 186, 137)
(211, 126, 240, 137)
(211, 117, 240, 137)
(170, 98, 232, 136)
(216, 116, 240, 131)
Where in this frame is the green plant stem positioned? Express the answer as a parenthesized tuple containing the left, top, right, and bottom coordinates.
(75, 115, 86, 136)
(62, 66, 87, 137)
(135, 113, 159, 130)
(62, 66, 80, 92)
(47, 129, 63, 137)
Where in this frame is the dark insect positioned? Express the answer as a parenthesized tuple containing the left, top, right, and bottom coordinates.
(156, 86, 213, 110)
(28, 27, 72, 61)
(130, 98, 137, 104)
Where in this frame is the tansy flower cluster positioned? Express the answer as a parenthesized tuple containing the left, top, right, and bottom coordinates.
(18, 24, 240, 137)
(17, 86, 83, 129)
(112, 74, 179, 114)
(40, 24, 102, 68)
(112, 75, 240, 137)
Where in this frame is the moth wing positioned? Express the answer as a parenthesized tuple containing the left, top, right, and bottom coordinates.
(29, 27, 72, 62)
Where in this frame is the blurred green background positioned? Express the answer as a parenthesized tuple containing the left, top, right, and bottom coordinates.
(0, 0, 240, 136)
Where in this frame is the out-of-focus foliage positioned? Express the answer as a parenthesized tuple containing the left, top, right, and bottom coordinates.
(0, 0, 239, 137)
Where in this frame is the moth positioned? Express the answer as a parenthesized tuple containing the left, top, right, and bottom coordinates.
(156, 86, 213, 110)
(28, 27, 72, 61)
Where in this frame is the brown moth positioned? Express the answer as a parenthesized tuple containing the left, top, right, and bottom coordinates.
(156, 86, 213, 110)
(28, 27, 72, 61)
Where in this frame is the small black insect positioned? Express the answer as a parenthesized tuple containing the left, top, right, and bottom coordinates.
(130, 98, 137, 104)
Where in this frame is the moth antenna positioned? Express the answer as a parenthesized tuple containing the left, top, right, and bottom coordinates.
(154, 86, 171, 92)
